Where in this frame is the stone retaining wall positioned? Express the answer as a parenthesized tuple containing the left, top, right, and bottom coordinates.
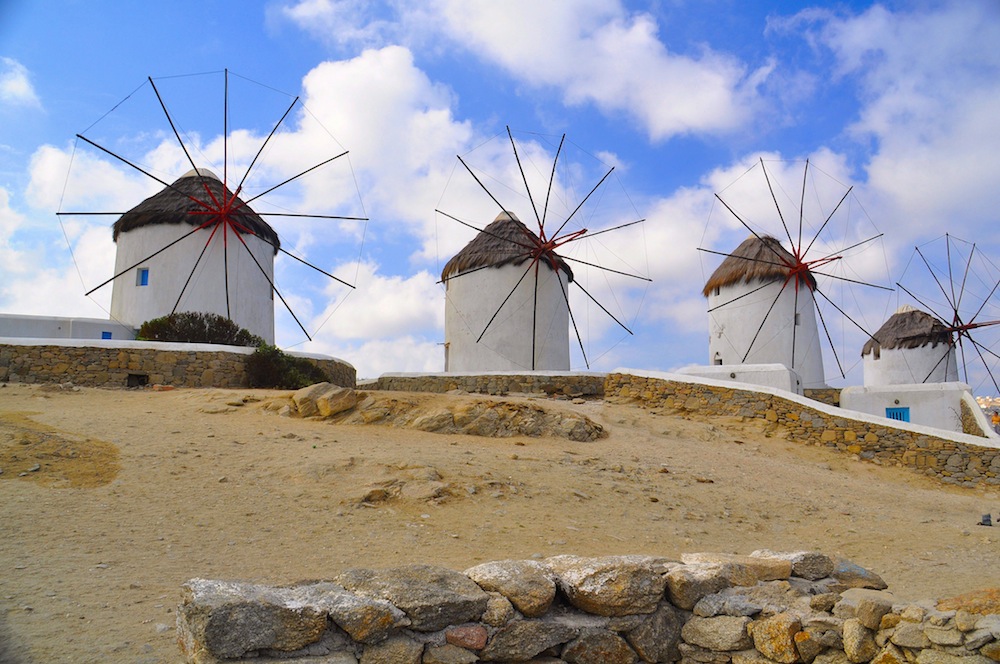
(176, 550, 1000, 664)
(372, 372, 607, 397)
(0, 340, 355, 389)
(605, 372, 1000, 487)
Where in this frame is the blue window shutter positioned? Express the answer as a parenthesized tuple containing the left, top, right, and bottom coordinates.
(137, 267, 149, 286)
(885, 407, 910, 422)
(101, 331, 112, 340)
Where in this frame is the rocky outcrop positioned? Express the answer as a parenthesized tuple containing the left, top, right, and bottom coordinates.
(176, 551, 1000, 663)
(273, 386, 607, 441)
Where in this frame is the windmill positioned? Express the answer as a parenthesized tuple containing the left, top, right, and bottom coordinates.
(699, 158, 891, 389)
(436, 127, 651, 372)
(56, 69, 368, 344)
(895, 234, 1000, 395)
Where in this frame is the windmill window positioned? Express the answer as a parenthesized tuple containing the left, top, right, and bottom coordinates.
(136, 267, 149, 286)
(713, 352, 723, 366)
(885, 407, 910, 422)
(714, 287, 720, 296)
(101, 331, 112, 340)
(795, 313, 801, 325)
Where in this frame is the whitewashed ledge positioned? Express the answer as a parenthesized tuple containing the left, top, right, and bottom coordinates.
(176, 550, 1000, 663)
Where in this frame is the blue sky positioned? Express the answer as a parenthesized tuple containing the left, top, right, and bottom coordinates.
(2, 1, 1000, 392)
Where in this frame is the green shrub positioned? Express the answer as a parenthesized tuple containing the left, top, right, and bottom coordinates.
(245, 344, 329, 389)
(138, 312, 264, 347)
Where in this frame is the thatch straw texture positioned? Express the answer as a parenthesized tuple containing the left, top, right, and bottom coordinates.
(441, 211, 573, 282)
(702, 235, 815, 297)
(862, 305, 953, 358)
(112, 171, 279, 254)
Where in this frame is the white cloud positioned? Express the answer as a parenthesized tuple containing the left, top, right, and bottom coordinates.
(0, 58, 41, 109)
(311, 260, 443, 340)
(798, 3, 1000, 241)
(279, 0, 766, 140)
(435, 0, 757, 139)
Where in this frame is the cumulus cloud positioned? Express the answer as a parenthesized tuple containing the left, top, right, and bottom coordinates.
(0, 57, 41, 109)
(785, 3, 1000, 241)
(279, 0, 768, 140)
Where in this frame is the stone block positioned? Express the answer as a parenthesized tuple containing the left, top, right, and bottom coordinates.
(748, 612, 801, 663)
(681, 616, 753, 651)
(547, 555, 670, 616)
(466, 559, 557, 618)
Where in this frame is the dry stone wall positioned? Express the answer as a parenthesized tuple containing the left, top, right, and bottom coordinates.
(605, 372, 1000, 488)
(0, 341, 355, 389)
(176, 550, 1000, 664)
(372, 372, 606, 397)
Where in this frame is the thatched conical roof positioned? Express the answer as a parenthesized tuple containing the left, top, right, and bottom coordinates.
(862, 305, 953, 358)
(702, 235, 815, 297)
(441, 211, 573, 282)
(112, 168, 279, 254)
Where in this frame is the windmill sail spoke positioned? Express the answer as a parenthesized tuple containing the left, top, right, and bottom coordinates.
(706, 281, 775, 313)
(457, 155, 507, 213)
(258, 213, 369, 221)
(148, 77, 222, 209)
(541, 134, 565, 233)
(813, 299, 845, 380)
(741, 283, 786, 364)
(955, 237, 976, 314)
(75, 134, 211, 210)
(585, 218, 645, 238)
(556, 268, 589, 369)
(813, 287, 879, 343)
(550, 164, 614, 240)
(508, 126, 541, 229)
(967, 337, 1000, 395)
(561, 255, 652, 281)
(230, 228, 312, 340)
(531, 263, 541, 369)
(895, 282, 950, 324)
(916, 246, 958, 313)
(234, 95, 300, 197)
(802, 185, 852, 259)
(921, 348, 953, 384)
(760, 159, 795, 251)
(714, 193, 790, 266)
(241, 151, 348, 207)
(475, 260, 537, 344)
(791, 284, 800, 371)
(797, 159, 808, 253)
(84, 224, 206, 296)
(172, 222, 223, 315)
(812, 233, 884, 263)
(572, 281, 633, 336)
(435, 209, 536, 253)
(810, 270, 894, 291)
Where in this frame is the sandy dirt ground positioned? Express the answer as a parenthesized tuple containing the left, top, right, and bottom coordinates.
(1, 382, 999, 663)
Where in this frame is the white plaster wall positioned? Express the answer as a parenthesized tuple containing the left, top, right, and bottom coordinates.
(444, 262, 570, 372)
(676, 363, 804, 394)
(110, 224, 275, 343)
(707, 278, 825, 388)
(840, 382, 970, 433)
(863, 344, 958, 386)
(0, 313, 135, 340)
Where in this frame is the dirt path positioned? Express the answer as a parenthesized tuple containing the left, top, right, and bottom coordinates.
(1, 383, 998, 663)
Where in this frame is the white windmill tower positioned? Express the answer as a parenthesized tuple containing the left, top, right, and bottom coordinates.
(441, 211, 572, 372)
(860, 305, 958, 386)
(702, 234, 826, 389)
(109, 168, 278, 343)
